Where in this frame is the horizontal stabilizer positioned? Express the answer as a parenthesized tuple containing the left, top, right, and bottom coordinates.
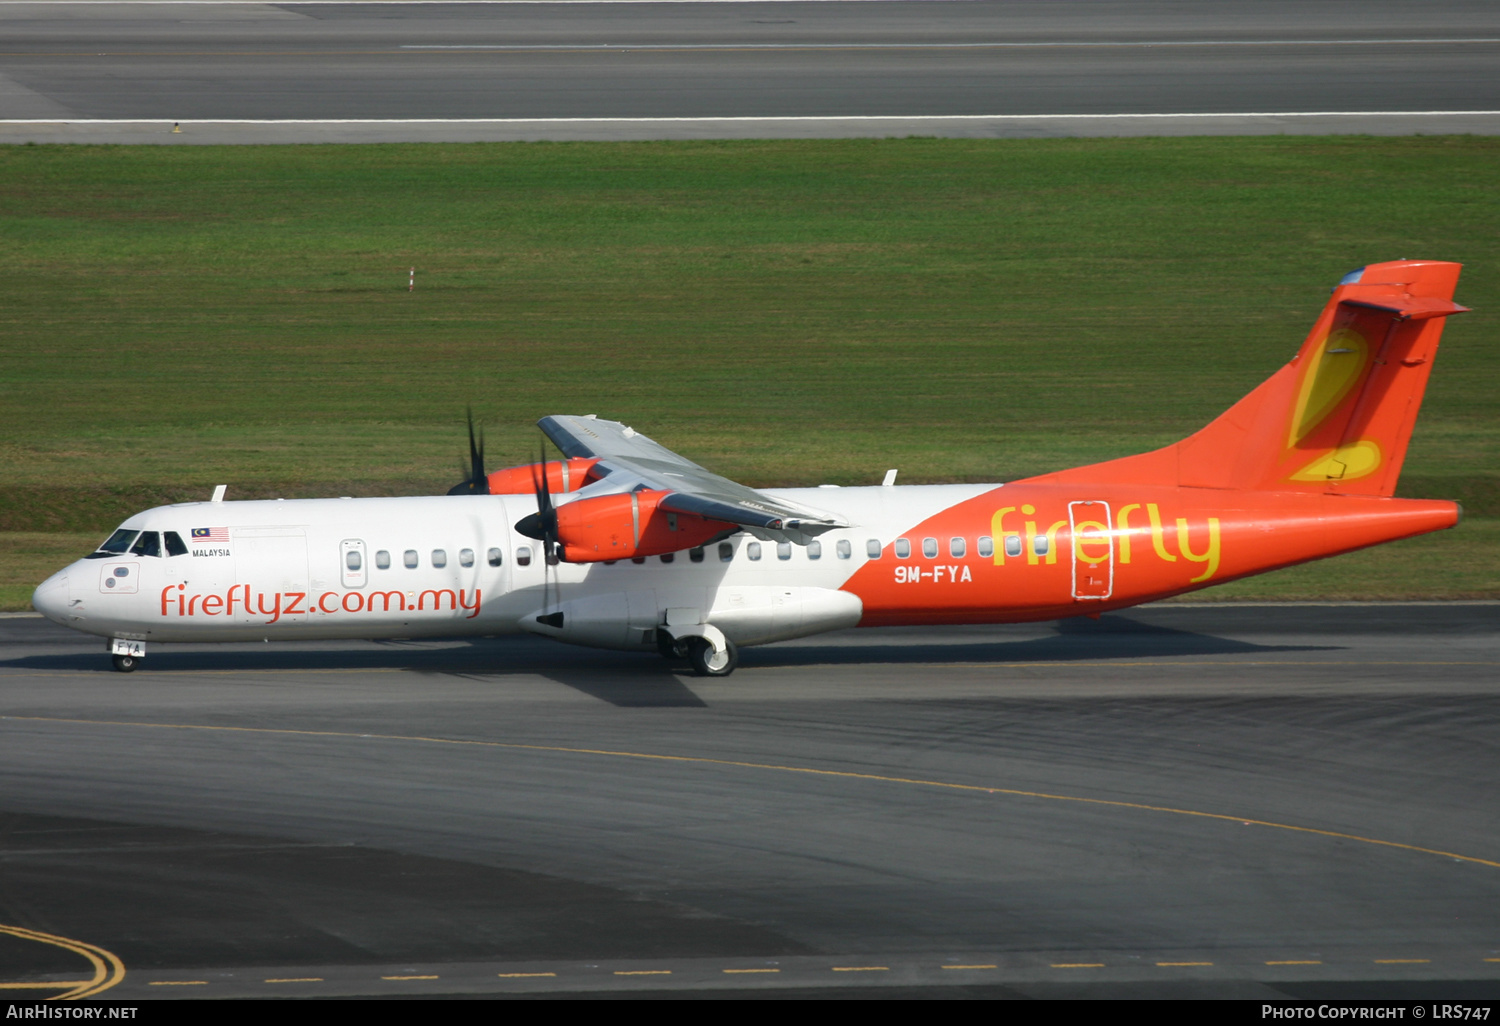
(1341, 296, 1469, 321)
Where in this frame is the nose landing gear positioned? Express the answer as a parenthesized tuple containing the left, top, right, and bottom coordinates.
(109, 638, 145, 673)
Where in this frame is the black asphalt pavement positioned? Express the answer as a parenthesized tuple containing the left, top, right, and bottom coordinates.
(1, 605, 1497, 997)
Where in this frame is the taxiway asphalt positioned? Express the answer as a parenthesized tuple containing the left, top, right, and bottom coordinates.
(1, 604, 1497, 998)
(1, 0, 1498, 141)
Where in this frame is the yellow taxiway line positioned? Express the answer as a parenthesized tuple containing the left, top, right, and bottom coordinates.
(0, 924, 126, 999)
(4, 713, 1499, 871)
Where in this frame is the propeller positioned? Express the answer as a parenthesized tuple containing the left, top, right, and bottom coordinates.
(514, 440, 558, 551)
(515, 436, 563, 621)
(445, 407, 490, 495)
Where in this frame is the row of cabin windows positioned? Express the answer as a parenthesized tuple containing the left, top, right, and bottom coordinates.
(600, 534, 1038, 566)
(880, 535, 1040, 558)
(346, 547, 507, 572)
(98, 530, 1042, 570)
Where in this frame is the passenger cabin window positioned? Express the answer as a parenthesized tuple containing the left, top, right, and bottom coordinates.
(977, 536, 994, 558)
(807, 540, 821, 560)
(777, 541, 792, 560)
(432, 549, 447, 568)
(836, 539, 851, 559)
(487, 547, 502, 567)
(747, 542, 762, 561)
(895, 538, 911, 559)
(516, 546, 532, 567)
(922, 537, 938, 559)
(866, 539, 882, 559)
(163, 531, 188, 557)
(460, 548, 474, 568)
(130, 532, 161, 558)
(376, 550, 391, 569)
(689, 547, 704, 563)
(1004, 536, 1023, 558)
(1033, 536, 1050, 556)
(718, 542, 734, 562)
(950, 537, 966, 558)
(345, 549, 362, 571)
(404, 549, 419, 569)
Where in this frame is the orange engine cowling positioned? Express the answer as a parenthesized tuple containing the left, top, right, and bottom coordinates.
(554, 490, 732, 562)
(487, 458, 602, 495)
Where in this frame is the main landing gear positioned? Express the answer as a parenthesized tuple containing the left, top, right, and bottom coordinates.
(109, 638, 145, 673)
(656, 628, 739, 677)
(686, 635, 738, 678)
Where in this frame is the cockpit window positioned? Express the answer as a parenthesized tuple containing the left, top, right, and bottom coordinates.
(163, 531, 188, 556)
(97, 529, 138, 554)
(129, 532, 161, 558)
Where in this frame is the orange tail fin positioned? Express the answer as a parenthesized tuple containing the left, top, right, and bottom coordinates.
(1032, 260, 1467, 494)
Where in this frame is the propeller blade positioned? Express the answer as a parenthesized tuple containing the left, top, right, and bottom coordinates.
(468, 409, 486, 488)
(446, 407, 490, 495)
(539, 440, 559, 562)
(531, 437, 559, 613)
(517, 438, 559, 553)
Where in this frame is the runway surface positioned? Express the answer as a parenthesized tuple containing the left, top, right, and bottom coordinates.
(2, 0, 1499, 141)
(1, 604, 1498, 998)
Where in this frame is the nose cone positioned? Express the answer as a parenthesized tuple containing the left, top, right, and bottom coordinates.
(32, 570, 70, 624)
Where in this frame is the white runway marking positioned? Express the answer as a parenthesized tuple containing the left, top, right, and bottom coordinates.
(0, 1, 970, 5)
(400, 39, 1500, 50)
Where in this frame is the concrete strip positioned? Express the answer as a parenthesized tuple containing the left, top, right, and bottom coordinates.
(4, 111, 1500, 143)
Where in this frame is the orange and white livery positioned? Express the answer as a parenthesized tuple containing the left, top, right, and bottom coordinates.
(34, 260, 1467, 676)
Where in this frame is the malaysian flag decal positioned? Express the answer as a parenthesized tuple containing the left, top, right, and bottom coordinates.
(191, 527, 229, 543)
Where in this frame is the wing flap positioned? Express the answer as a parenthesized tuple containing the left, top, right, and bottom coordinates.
(658, 492, 787, 530)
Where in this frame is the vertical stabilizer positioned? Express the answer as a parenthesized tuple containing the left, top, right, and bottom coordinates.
(1032, 260, 1467, 495)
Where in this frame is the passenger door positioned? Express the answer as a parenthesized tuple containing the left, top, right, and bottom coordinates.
(1068, 501, 1114, 600)
(341, 539, 367, 589)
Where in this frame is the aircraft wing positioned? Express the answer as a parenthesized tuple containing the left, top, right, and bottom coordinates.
(538, 415, 848, 537)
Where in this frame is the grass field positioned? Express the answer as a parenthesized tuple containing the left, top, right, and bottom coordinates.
(1, 137, 1495, 607)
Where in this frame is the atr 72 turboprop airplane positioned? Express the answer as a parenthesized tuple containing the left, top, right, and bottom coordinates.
(34, 260, 1468, 676)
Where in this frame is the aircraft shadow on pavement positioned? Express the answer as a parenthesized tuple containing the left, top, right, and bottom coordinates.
(2, 614, 1331, 690)
(742, 614, 1334, 668)
(0, 637, 711, 708)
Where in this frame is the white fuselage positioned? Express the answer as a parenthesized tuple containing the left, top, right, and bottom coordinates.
(33, 486, 992, 651)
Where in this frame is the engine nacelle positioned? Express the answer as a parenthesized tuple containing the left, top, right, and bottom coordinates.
(487, 458, 602, 495)
(555, 490, 730, 562)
